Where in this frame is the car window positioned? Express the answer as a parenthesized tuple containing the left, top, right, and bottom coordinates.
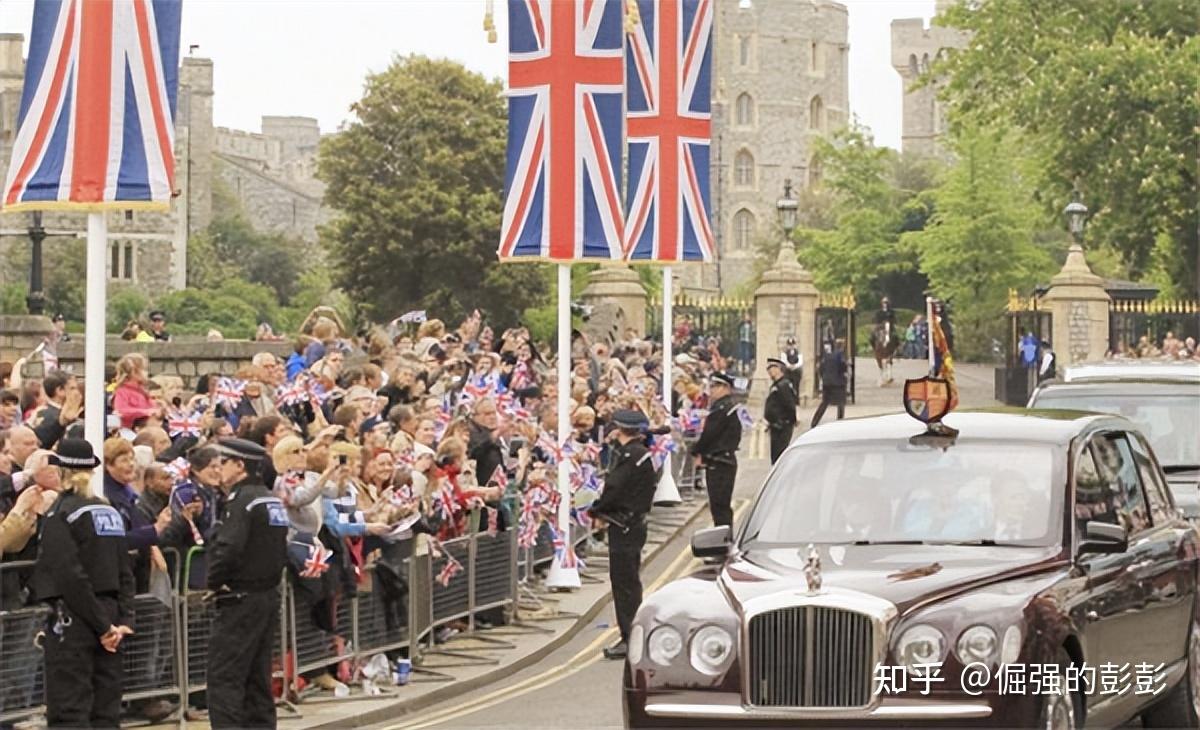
(1074, 445, 1115, 541)
(1127, 433, 1174, 525)
(1092, 433, 1151, 535)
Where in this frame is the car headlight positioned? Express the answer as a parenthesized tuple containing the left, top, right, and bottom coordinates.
(895, 624, 945, 675)
(1000, 625, 1022, 665)
(647, 626, 684, 666)
(956, 625, 998, 666)
(628, 625, 645, 664)
(689, 625, 734, 675)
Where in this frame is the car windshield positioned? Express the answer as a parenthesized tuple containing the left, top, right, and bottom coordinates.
(1031, 392, 1200, 467)
(741, 440, 1063, 547)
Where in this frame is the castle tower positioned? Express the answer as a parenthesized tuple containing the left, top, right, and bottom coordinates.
(704, 0, 849, 296)
(890, 8, 968, 157)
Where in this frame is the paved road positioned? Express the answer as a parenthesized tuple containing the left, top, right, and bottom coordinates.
(374, 359, 1004, 730)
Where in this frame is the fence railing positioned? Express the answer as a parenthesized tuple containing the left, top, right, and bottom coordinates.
(0, 527, 521, 724)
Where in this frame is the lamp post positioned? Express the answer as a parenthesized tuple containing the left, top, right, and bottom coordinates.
(26, 211, 46, 316)
(775, 178, 799, 262)
(1064, 190, 1088, 246)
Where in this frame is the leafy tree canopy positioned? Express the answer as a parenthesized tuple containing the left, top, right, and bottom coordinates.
(937, 0, 1199, 294)
(318, 55, 549, 328)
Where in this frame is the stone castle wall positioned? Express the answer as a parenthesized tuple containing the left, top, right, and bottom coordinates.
(890, 16, 968, 157)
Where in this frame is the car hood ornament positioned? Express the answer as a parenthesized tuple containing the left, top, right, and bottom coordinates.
(803, 543, 822, 594)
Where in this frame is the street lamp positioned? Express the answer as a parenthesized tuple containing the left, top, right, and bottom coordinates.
(776, 178, 798, 234)
(1064, 191, 1088, 245)
(26, 211, 46, 316)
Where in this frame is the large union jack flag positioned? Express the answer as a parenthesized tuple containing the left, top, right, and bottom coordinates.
(623, 0, 714, 262)
(2, 0, 181, 212)
(499, 0, 625, 261)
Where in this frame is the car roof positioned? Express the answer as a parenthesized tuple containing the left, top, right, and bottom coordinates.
(1032, 380, 1200, 397)
(1063, 360, 1200, 383)
(793, 409, 1121, 448)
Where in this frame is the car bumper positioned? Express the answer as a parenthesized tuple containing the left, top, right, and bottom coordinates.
(625, 689, 1036, 728)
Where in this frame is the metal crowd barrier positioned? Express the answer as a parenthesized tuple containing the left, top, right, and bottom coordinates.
(0, 525, 521, 722)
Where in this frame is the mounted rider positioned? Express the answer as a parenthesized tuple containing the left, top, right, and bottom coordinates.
(874, 297, 899, 349)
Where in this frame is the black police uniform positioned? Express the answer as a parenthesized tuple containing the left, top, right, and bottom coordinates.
(764, 374, 798, 464)
(33, 491, 135, 728)
(691, 394, 741, 528)
(592, 436, 656, 648)
(206, 474, 289, 729)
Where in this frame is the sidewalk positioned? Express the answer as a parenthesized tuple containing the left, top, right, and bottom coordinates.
(147, 490, 714, 730)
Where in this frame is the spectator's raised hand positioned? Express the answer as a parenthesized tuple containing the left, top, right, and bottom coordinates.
(155, 506, 172, 534)
(59, 387, 83, 424)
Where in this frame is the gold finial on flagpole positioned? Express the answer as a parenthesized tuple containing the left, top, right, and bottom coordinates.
(484, 0, 497, 43)
(625, 0, 640, 33)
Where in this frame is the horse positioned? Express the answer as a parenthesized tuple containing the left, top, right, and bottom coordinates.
(870, 322, 900, 385)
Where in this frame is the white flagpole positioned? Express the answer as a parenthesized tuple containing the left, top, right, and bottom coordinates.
(85, 213, 108, 496)
(926, 296, 936, 376)
(653, 265, 681, 505)
(547, 262, 579, 588)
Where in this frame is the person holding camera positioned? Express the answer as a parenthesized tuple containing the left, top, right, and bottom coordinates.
(591, 410, 658, 660)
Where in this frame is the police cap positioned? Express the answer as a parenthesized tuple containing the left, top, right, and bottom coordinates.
(709, 372, 736, 388)
(766, 358, 786, 370)
(611, 409, 649, 432)
(214, 437, 266, 463)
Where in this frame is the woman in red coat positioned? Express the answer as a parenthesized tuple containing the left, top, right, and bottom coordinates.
(110, 354, 161, 430)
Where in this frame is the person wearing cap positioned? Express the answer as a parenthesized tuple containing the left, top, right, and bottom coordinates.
(780, 336, 804, 396)
(148, 310, 171, 342)
(764, 359, 799, 464)
(52, 312, 71, 343)
(32, 439, 135, 727)
(205, 437, 289, 729)
(811, 337, 849, 427)
(591, 409, 658, 660)
(691, 372, 742, 528)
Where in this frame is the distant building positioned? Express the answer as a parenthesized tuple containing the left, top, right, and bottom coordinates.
(890, 2, 968, 157)
(0, 35, 325, 295)
(697, 0, 849, 296)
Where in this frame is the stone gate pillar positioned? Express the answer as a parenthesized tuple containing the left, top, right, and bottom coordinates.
(1041, 243, 1111, 366)
(752, 241, 818, 404)
(579, 264, 649, 341)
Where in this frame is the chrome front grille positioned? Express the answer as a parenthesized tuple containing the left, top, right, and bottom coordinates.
(748, 606, 874, 708)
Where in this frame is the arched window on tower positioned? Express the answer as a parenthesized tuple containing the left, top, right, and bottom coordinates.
(809, 95, 824, 131)
(808, 154, 823, 188)
(810, 41, 820, 72)
(908, 54, 919, 76)
(921, 53, 930, 73)
(733, 209, 755, 250)
(736, 93, 754, 126)
(734, 150, 755, 188)
(739, 35, 752, 67)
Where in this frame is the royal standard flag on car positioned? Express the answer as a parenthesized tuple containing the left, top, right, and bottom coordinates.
(623, 0, 715, 263)
(2, 0, 182, 212)
(498, 0, 626, 261)
(930, 310, 959, 411)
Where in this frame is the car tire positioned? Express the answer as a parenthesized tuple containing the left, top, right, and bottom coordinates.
(1141, 615, 1200, 728)
(1040, 648, 1084, 730)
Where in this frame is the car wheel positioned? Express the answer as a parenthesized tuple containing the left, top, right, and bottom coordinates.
(1040, 649, 1084, 730)
(1142, 615, 1200, 728)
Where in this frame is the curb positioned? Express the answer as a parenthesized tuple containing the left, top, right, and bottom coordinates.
(301, 497, 712, 729)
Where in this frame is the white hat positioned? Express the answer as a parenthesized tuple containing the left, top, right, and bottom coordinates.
(413, 442, 436, 459)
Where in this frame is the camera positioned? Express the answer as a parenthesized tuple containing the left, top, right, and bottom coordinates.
(338, 454, 348, 466)
(436, 454, 454, 469)
(509, 437, 526, 457)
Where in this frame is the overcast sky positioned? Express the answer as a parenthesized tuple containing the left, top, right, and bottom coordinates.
(0, 0, 935, 149)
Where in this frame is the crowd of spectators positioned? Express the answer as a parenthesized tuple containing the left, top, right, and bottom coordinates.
(0, 306, 727, 715)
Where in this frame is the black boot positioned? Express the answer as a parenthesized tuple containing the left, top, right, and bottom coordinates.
(603, 641, 628, 660)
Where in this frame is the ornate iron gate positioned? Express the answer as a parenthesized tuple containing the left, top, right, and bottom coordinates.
(1109, 299, 1200, 355)
(646, 294, 756, 375)
(815, 290, 857, 404)
(1000, 289, 1053, 405)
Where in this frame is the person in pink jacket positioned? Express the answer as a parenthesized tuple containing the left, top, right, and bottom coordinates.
(111, 353, 161, 430)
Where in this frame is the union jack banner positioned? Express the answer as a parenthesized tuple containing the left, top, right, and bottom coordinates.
(163, 456, 189, 484)
(274, 379, 309, 408)
(3, 0, 182, 212)
(213, 377, 246, 410)
(436, 552, 463, 587)
(488, 464, 509, 491)
(499, 0, 626, 261)
(166, 410, 201, 438)
(736, 404, 755, 432)
(624, 0, 714, 262)
(435, 482, 460, 521)
(550, 524, 583, 569)
(398, 310, 427, 324)
(648, 433, 677, 470)
(297, 538, 334, 579)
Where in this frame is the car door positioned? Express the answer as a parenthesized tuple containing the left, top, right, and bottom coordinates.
(1124, 432, 1193, 677)
(1074, 435, 1145, 724)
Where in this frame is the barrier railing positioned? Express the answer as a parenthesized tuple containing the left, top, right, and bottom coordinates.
(0, 524, 521, 723)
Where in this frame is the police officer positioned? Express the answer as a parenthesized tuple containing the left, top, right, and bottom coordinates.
(764, 359, 798, 464)
(591, 409, 657, 660)
(206, 438, 288, 729)
(33, 439, 135, 728)
(691, 372, 741, 528)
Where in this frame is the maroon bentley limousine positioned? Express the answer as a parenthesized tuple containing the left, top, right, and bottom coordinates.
(624, 411, 1200, 729)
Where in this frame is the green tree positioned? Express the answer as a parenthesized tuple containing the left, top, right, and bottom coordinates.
(107, 286, 149, 333)
(903, 126, 1054, 359)
(318, 55, 549, 328)
(937, 0, 1199, 295)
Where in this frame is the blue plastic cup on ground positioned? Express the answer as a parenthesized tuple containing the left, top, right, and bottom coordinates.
(394, 658, 412, 686)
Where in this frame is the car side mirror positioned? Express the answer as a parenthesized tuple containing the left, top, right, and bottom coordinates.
(1078, 521, 1128, 555)
(692, 526, 732, 559)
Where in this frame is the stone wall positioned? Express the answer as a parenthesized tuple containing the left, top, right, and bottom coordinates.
(706, 0, 849, 295)
(19, 339, 292, 389)
(215, 153, 327, 246)
(0, 315, 53, 365)
(890, 17, 968, 157)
